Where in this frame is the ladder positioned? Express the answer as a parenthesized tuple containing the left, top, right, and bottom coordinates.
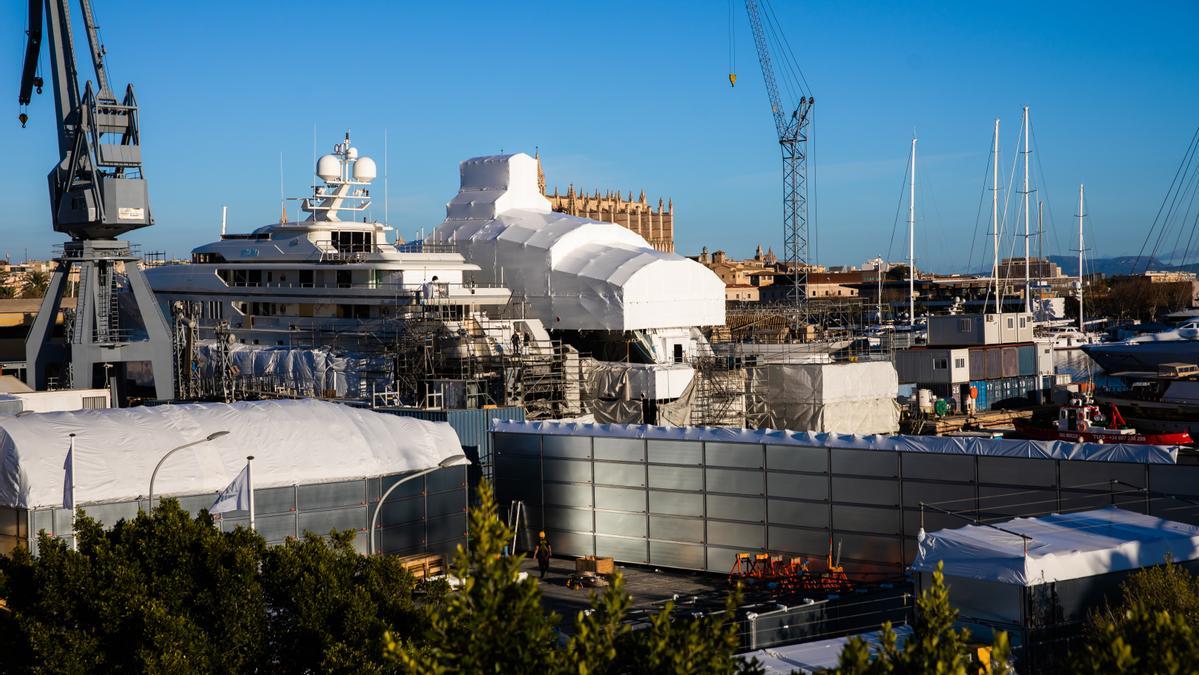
(506, 500, 529, 556)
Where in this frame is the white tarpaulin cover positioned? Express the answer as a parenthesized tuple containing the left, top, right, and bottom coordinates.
(912, 506, 1199, 586)
(747, 361, 900, 434)
(488, 420, 1178, 464)
(740, 626, 913, 674)
(0, 399, 464, 509)
(195, 341, 393, 398)
(430, 153, 725, 331)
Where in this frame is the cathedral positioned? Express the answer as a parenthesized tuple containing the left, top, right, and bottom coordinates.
(536, 153, 675, 253)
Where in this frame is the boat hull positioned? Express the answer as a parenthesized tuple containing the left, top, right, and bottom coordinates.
(1012, 419, 1192, 445)
(1081, 341, 1199, 374)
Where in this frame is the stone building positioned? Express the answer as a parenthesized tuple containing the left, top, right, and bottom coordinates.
(537, 154, 675, 253)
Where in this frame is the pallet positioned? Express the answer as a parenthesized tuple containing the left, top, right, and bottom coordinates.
(396, 552, 446, 580)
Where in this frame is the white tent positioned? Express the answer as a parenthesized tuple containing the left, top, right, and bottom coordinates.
(0, 399, 464, 509)
(913, 506, 1199, 586)
(431, 153, 725, 331)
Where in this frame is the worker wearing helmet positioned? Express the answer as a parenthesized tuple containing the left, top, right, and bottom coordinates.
(534, 531, 552, 579)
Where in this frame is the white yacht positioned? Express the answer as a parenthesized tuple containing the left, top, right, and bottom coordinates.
(147, 133, 527, 350)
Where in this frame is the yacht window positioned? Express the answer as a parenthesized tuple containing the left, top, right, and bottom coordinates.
(673, 344, 684, 364)
(331, 231, 371, 253)
(193, 252, 226, 264)
(248, 270, 263, 286)
(337, 270, 352, 288)
(300, 270, 314, 287)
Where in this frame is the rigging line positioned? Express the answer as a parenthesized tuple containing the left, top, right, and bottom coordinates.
(811, 106, 818, 265)
(886, 142, 914, 265)
(968, 141, 993, 274)
(1145, 145, 1199, 273)
(1165, 159, 1199, 266)
(760, 9, 802, 106)
(1175, 162, 1199, 267)
(1131, 126, 1199, 274)
(1030, 124, 1063, 259)
(997, 122, 1024, 290)
(762, 0, 812, 96)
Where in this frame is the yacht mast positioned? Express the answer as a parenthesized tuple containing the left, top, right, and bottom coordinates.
(909, 136, 917, 326)
(992, 118, 1001, 316)
(1077, 184, 1085, 333)
(1022, 106, 1032, 313)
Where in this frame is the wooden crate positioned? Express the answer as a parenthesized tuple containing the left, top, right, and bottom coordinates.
(396, 552, 445, 580)
(574, 555, 615, 576)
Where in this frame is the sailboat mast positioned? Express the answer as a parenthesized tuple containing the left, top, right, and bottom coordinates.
(992, 118, 1001, 316)
(909, 136, 917, 327)
(1078, 184, 1085, 333)
(1022, 106, 1031, 313)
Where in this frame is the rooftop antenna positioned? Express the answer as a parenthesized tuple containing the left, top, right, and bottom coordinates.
(221, 205, 227, 236)
(908, 135, 917, 327)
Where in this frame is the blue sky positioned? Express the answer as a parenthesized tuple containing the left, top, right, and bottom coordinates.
(1, 1, 1195, 271)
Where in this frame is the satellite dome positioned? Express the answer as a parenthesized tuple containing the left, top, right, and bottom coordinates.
(353, 156, 377, 182)
(346, 146, 359, 161)
(317, 154, 341, 182)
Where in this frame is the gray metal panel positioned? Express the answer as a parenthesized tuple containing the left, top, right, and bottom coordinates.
(831, 449, 897, 477)
(379, 495, 424, 526)
(707, 546, 748, 573)
(978, 456, 1056, 487)
(497, 456, 541, 483)
(902, 453, 975, 482)
(595, 486, 646, 512)
(649, 515, 705, 543)
(595, 462, 646, 487)
(256, 512, 297, 544)
(80, 500, 139, 528)
(596, 511, 647, 538)
(767, 472, 828, 500)
(30, 509, 53, 536)
(427, 465, 467, 494)
(706, 468, 764, 495)
(767, 445, 828, 473)
(768, 499, 829, 529)
(427, 489, 466, 518)
(379, 522, 424, 554)
(298, 480, 366, 511)
(544, 458, 593, 484)
(833, 505, 901, 535)
(544, 483, 593, 508)
(594, 437, 645, 462)
(427, 512, 467, 545)
(651, 540, 706, 570)
(547, 530, 595, 557)
(648, 490, 703, 517)
(298, 505, 367, 536)
(708, 521, 764, 549)
(707, 494, 765, 522)
(978, 486, 1057, 518)
(596, 535, 648, 563)
(649, 465, 702, 491)
(831, 477, 899, 506)
(254, 485, 296, 516)
(836, 532, 903, 565)
(706, 442, 765, 468)
(494, 432, 541, 457)
(901, 481, 977, 509)
(647, 439, 701, 465)
(1058, 460, 1145, 490)
(544, 507, 595, 532)
(543, 435, 591, 459)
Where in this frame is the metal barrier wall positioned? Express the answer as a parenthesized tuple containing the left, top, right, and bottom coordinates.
(20, 466, 468, 559)
(493, 431, 1198, 577)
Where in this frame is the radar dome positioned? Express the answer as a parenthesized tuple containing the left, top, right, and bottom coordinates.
(317, 154, 341, 182)
(353, 156, 377, 182)
(346, 146, 359, 161)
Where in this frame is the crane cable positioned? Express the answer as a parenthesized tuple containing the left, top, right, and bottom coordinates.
(728, 0, 736, 86)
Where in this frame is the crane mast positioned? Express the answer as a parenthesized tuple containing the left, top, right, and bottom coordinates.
(744, 0, 814, 332)
(17, 0, 173, 401)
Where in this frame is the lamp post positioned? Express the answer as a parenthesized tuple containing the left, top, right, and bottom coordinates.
(369, 455, 470, 555)
(147, 431, 231, 511)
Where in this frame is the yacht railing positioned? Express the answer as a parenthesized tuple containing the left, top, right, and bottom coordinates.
(218, 280, 508, 296)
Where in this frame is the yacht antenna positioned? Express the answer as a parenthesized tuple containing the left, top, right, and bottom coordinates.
(221, 205, 227, 236)
(1022, 106, 1032, 313)
(384, 128, 390, 226)
(908, 136, 917, 327)
(991, 118, 1001, 316)
(279, 152, 286, 223)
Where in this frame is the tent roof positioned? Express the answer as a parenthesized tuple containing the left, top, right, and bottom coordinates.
(912, 506, 1199, 586)
(488, 419, 1178, 464)
(0, 399, 465, 510)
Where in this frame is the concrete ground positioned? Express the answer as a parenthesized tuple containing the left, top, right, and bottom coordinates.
(521, 556, 728, 632)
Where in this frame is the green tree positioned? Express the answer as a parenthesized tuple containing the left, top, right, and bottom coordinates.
(20, 270, 49, 299)
(1074, 560, 1199, 673)
(386, 481, 760, 674)
(835, 561, 1009, 675)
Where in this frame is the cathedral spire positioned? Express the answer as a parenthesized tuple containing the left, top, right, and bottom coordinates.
(535, 147, 546, 195)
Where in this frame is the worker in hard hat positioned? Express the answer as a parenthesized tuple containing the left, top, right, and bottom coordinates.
(534, 531, 552, 579)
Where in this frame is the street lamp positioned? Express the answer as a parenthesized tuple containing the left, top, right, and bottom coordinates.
(369, 455, 470, 555)
(147, 431, 231, 510)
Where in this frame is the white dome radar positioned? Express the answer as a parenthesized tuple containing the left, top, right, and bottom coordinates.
(353, 156, 377, 182)
(317, 154, 341, 182)
(346, 146, 359, 161)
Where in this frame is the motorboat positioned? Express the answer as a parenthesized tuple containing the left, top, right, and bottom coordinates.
(1012, 397, 1192, 445)
(1081, 320, 1199, 373)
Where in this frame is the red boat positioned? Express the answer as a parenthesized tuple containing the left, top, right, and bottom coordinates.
(1014, 399, 1193, 445)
